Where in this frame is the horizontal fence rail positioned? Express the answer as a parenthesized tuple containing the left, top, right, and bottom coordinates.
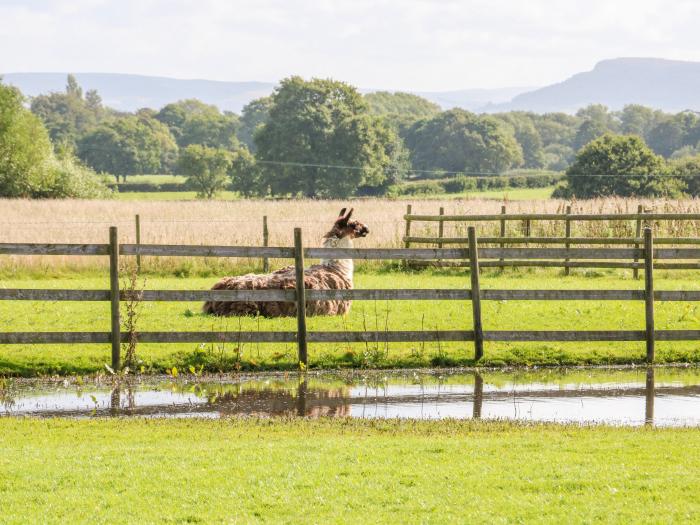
(404, 212, 700, 222)
(3, 289, 700, 302)
(402, 205, 700, 272)
(2, 222, 700, 368)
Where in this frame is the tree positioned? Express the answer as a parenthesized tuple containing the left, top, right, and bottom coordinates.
(556, 134, 679, 198)
(495, 112, 545, 168)
(178, 144, 232, 199)
(229, 147, 263, 197)
(237, 97, 272, 151)
(364, 92, 440, 118)
(156, 99, 239, 150)
(668, 155, 700, 197)
(30, 75, 103, 147)
(78, 114, 177, 181)
(0, 82, 110, 198)
(403, 109, 523, 175)
(532, 113, 579, 148)
(618, 104, 665, 139)
(254, 76, 406, 197)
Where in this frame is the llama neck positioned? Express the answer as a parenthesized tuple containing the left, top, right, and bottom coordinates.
(321, 236, 354, 283)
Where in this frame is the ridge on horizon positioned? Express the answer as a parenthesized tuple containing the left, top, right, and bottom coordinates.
(3, 57, 699, 114)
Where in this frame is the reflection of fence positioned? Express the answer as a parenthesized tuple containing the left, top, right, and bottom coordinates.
(2, 226, 700, 369)
(403, 205, 700, 272)
(20, 369, 667, 426)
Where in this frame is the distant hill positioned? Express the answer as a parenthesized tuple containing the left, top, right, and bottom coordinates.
(417, 87, 533, 111)
(486, 58, 700, 113)
(5, 58, 699, 115)
(2, 71, 533, 114)
(1, 72, 276, 113)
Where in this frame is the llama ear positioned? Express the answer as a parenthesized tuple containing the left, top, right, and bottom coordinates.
(344, 208, 354, 220)
(337, 208, 347, 220)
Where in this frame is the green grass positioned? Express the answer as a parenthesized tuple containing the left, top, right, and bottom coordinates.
(115, 190, 239, 201)
(119, 174, 187, 184)
(1, 417, 699, 523)
(2, 268, 700, 376)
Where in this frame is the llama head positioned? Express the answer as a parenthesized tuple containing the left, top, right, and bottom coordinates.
(325, 208, 369, 240)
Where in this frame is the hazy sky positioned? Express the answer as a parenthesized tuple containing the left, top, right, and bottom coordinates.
(1, 0, 697, 90)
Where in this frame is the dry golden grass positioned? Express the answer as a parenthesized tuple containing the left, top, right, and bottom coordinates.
(1, 196, 700, 271)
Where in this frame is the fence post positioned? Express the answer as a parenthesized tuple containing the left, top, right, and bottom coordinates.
(499, 205, 506, 268)
(134, 214, 141, 274)
(564, 205, 572, 276)
(438, 207, 445, 248)
(294, 228, 308, 366)
(523, 219, 531, 244)
(634, 204, 643, 279)
(262, 215, 270, 273)
(109, 226, 121, 371)
(644, 227, 654, 363)
(468, 226, 484, 360)
(404, 204, 412, 249)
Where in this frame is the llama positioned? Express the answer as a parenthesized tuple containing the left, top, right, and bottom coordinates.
(202, 208, 369, 317)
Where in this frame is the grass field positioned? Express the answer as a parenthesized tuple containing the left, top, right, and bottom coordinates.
(1, 417, 699, 523)
(116, 190, 238, 201)
(2, 268, 699, 376)
(118, 174, 187, 184)
(115, 187, 556, 201)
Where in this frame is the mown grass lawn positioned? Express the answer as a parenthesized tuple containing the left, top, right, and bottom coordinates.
(0, 417, 698, 524)
(1, 268, 699, 376)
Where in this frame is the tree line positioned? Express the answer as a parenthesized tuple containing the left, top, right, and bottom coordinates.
(2, 74, 700, 199)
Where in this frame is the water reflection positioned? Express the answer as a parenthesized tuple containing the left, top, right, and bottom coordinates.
(2, 367, 700, 427)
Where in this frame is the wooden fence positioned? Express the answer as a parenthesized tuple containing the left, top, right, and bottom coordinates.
(403, 205, 700, 274)
(2, 226, 700, 370)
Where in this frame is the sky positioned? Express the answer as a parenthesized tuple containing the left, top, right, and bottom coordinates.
(0, 0, 698, 91)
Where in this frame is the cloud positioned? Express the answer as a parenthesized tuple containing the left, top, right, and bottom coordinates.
(1, 0, 698, 90)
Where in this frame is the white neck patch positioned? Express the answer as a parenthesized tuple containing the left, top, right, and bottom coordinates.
(321, 236, 354, 282)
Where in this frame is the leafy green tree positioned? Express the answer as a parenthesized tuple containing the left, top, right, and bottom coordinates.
(543, 143, 575, 171)
(178, 144, 232, 198)
(156, 99, 239, 149)
(255, 77, 406, 197)
(78, 114, 177, 181)
(668, 155, 700, 197)
(646, 119, 686, 157)
(618, 104, 665, 139)
(1, 82, 109, 198)
(532, 113, 579, 148)
(364, 92, 440, 118)
(557, 134, 679, 198)
(403, 109, 523, 174)
(30, 75, 103, 147)
(495, 112, 545, 168)
(237, 97, 272, 151)
(229, 147, 263, 197)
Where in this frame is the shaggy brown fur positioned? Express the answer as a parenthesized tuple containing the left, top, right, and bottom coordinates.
(203, 208, 369, 317)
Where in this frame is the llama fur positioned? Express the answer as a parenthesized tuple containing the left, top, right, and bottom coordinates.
(202, 209, 368, 317)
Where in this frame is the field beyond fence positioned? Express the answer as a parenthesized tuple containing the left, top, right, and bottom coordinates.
(1, 196, 700, 272)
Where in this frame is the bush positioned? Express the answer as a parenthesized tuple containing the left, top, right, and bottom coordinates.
(508, 176, 527, 188)
(399, 180, 444, 196)
(442, 175, 477, 193)
(110, 182, 190, 192)
(525, 173, 560, 188)
(477, 177, 507, 190)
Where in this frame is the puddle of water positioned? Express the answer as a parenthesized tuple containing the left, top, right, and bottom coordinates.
(2, 367, 700, 426)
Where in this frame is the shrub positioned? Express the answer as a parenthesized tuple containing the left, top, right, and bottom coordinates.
(508, 176, 527, 188)
(442, 175, 477, 193)
(399, 180, 444, 196)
